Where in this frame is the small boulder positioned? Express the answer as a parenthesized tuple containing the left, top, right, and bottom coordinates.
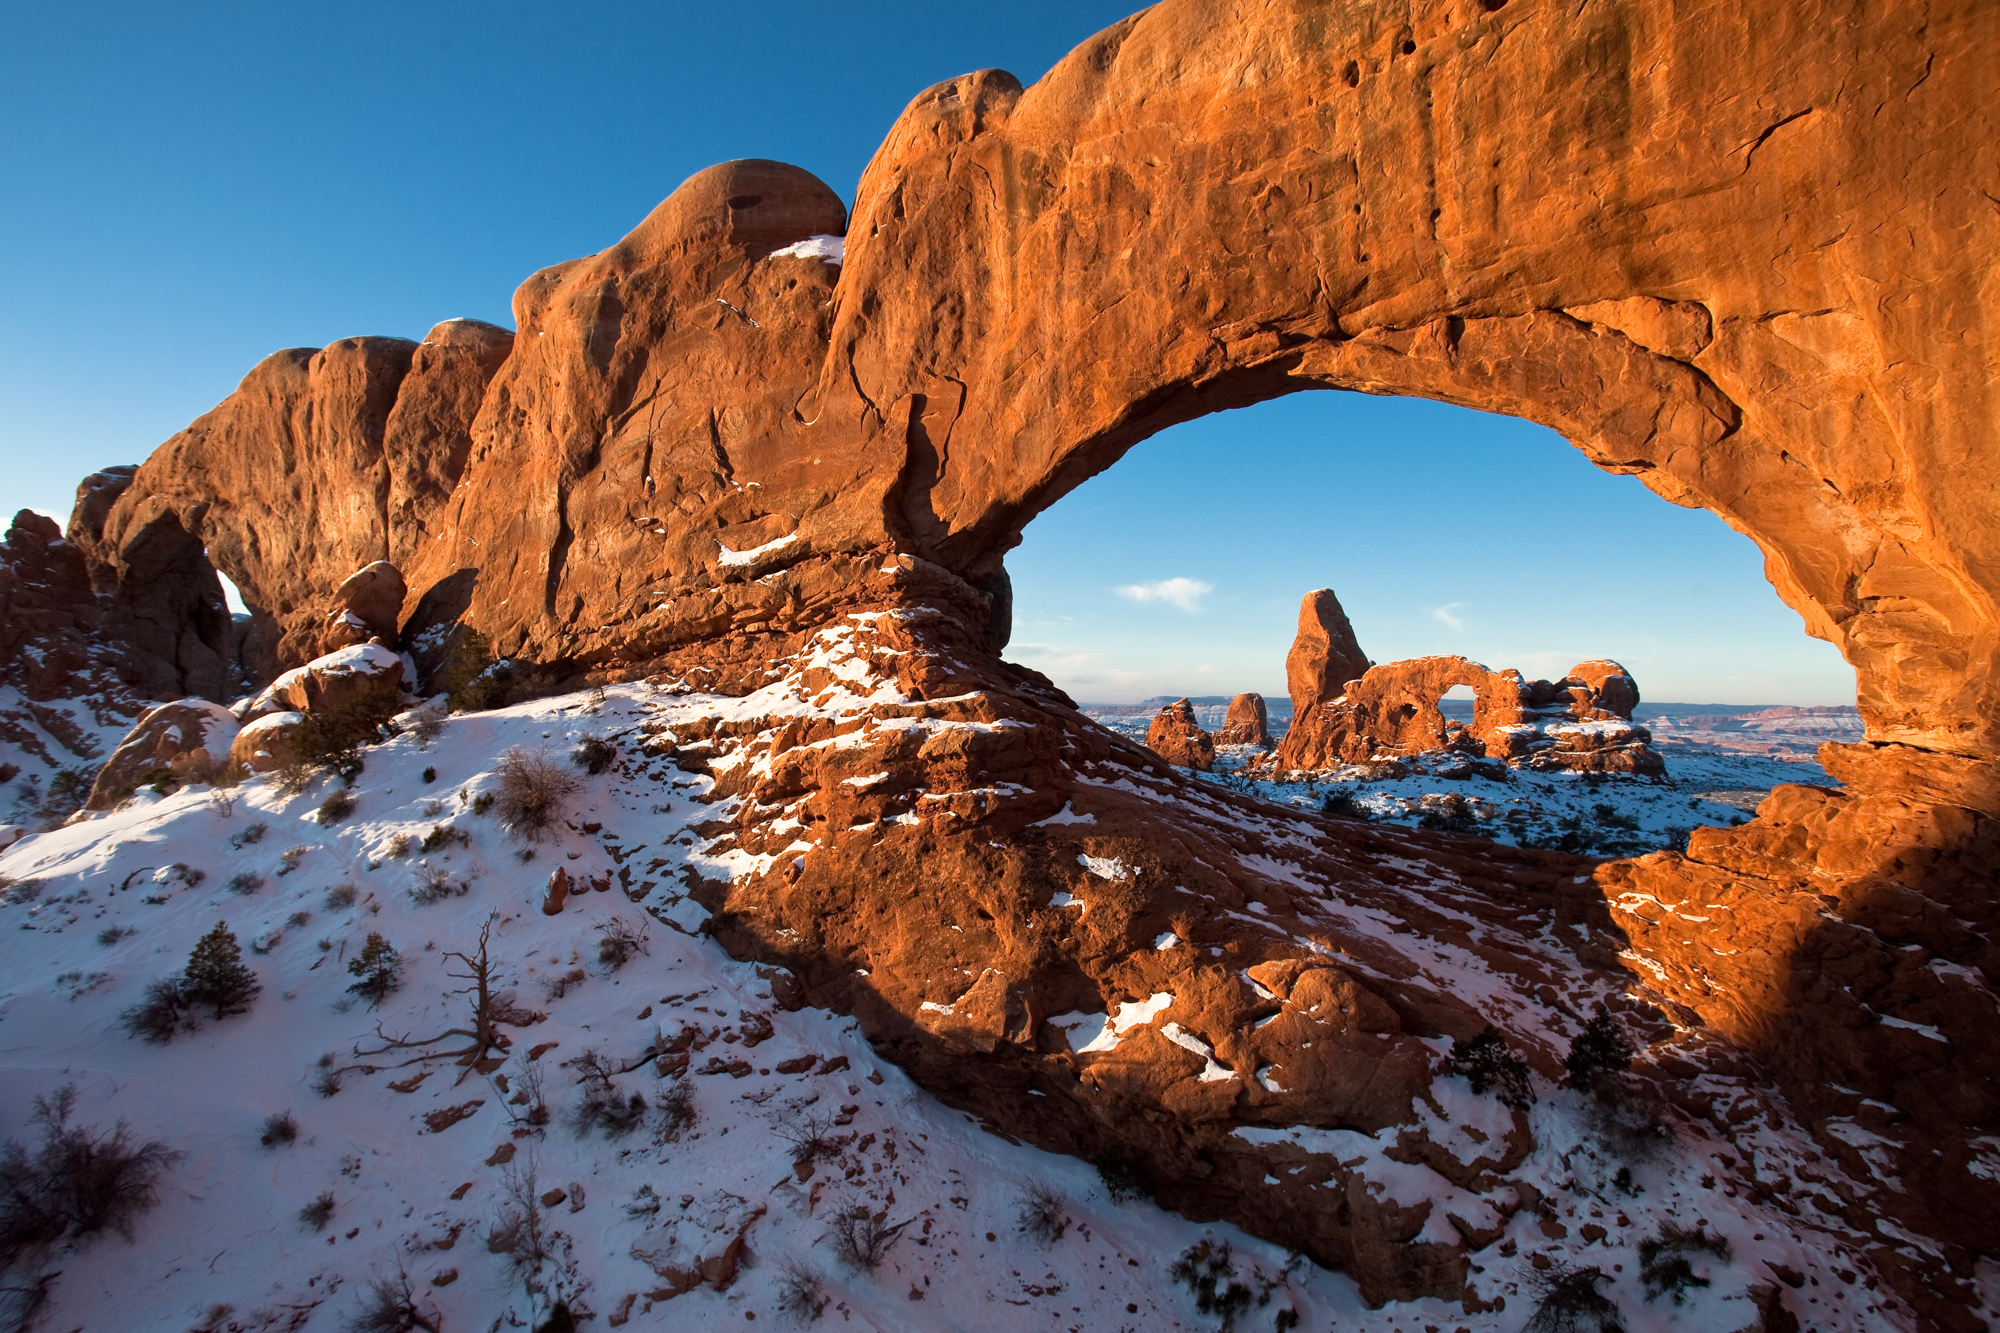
(1147, 698, 1215, 771)
(542, 866, 572, 916)
(248, 643, 408, 720)
(85, 699, 241, 808)
(330, 561, 407, 646)
(1217, 692, 1270, 747)
(230, 711, 304, 773)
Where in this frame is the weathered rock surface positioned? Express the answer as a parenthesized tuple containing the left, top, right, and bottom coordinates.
(248, 643, 408, 721)
(1286, 590, 1371, 716)
(1273, 653, 1663, 777)
(330, 561, 407, 646)
(1145, 697, 1215, 771)
(1217, 692, 1269, 747)
(229, 711, 302, 773)
(22, 1, 2000, 1322)
(84, 699, 239, 809)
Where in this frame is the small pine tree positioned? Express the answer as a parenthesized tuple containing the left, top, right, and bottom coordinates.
(1443, 1025, 1535, 1109)
(1565, 1005, 1637, 1091)
(182, 922, 260, 1019)
(346, 933, 401, 1009)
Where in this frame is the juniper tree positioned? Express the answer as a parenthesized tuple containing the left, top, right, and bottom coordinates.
(346, 933, 401, 1009)
(1565, 1005, 1637, 1091)
(182, 922, 260, 1019)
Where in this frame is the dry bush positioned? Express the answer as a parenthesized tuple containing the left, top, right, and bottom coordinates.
(570, 735, 617, 776)
(226, 871, 264, 895)
(596, 919, 649, 971)
(325, 884, 359, 910)
(486, 1159, 551, 1280)
(654, 1083, 695, 1142)
(119, 979, 188, 1045)
(1016, 1181, 1068, 1245)
(410, 863, 470, 906)
(315, 789, 357, 826)
(493, 748, 579, 840)
(383, 832, 411, 858)
(566, 1051, 647, 1139)
(774, 1107, 840, 1167)
(1524, 1261, 1623, 1333)
(825, 1206, 906, 1272)
(0, 1085, 182, 1279)
(775, 1257, 829, 1321)
(259, 1111, 299, 1147)
(299, 1191, 335, 1231)
(227, 822, 266, 850)
(349, 1264, 441, 1333)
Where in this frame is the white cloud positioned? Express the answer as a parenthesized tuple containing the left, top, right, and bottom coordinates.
(1430, 601, 1466, 631)
(1114, 577, 1214, 613)
(1197, 663, 1216, 674)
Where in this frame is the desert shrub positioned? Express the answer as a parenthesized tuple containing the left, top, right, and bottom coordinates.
(0, 1085, 181, 1274)
(346, 933, 401, 1008)
(287, 910, 312, 928)
(774, 1107, 840, 1166)
(95, 926, 134, 946)
(34, 768, 93, 825)
(571, 736, 617, 776)
(182, 921, 259, 1019)
(1417, 792, 1479, 834)
(1565, 1006, 1636, 1091)
(1442, 1026, 1534, 1108)
(315, 789, 357, 826)
(0, 878, 42, 908)
(439, 630, 510, 712)
(825, 1205, 904, 1271)
(311, 1054, 343, 1099)
(299, 1191, 336, 1231)
(1016, 1182, 1068, 1245)
(278, 845, 309, 875)
(486, 1160, 551, 1280)
(654, 1083, 695, 1142)
(1639, 1222, 1731, 1304)
(1169, 1240, 1252, 1324)
(383, 832, 411, 858)
(1093, 1151, 1143, 1203)
(408, 705, 446, 751)
(226, 870, 264, 895)
(410, 863, 470, 906)
(493, 748, 579, 840)
(1524, 1261, 1623, 1333)
(567, 1051, 646, 1139)
(418, 823, 467, 854)
(259, 1111, 299, 1147)
(775, 1257, 829, 1321)
(272, 760, 316, 798)
(544, 967, 587, 1001)
(492, 740, 580, 836)
(420, 766, 436, 784)
(1320, 788, 1372, 821)
(228, 821, 267, 850)
(293, 690, 398, 782)
(1583, 1079, 1678, 1162)
(325, 884, 359, 910)
(119, 978, 188, 1045)
(596, 919, 649, 970)
(349, 1265, 442, 1333)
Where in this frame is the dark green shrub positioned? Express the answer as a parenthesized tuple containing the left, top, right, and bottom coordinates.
(1320, 789, 1371, 821)
(345, 933, 400, 1008)
(1442, 1026, 1534, 1108)
(571, 736, 617, 776)
(1169, 1240, 1252, 1324)
(1417, 792, 1478, 834)
(439, 630, 510, 712)
(1565, 1006, 1636, 1090)
(315, 789, 357, 826)
(1639, 1222, 1731, 1305)
(182, 922, 259, 1019)
(1525, 1262, 1623, 1332)
(1093, 1152, 1143, 1203)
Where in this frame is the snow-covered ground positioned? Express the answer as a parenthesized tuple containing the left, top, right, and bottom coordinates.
(0, 682, 1897, 1330)
(1085, 712, 1832, 857)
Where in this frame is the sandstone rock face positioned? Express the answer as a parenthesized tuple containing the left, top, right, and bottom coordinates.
(1273, 655, 1662, 777)
(43, 1, 2000, 1319)
(1145, 697, 1215, 771)
(0, 509, 154, 779)
(84, 699, 239, 808)
(1217, 692, 1269, 747)
(1285, 591, 1371, 716)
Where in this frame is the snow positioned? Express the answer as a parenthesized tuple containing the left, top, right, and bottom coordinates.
(0, 675, 1917, 1331)
(767, 234, 845, 264)
(716, 533, 799, 567)
(1077, 852, 1132, 880)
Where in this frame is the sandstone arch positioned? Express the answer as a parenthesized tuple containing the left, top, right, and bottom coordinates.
(46, 2, 2000, 1315)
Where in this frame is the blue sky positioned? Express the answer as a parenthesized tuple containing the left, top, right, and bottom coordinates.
(0, 2, 1853, 706)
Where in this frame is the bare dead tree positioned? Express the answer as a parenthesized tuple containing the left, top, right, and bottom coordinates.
(350, 915, 504, 1084)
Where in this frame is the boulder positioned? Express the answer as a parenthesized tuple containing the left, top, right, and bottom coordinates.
(1146, 698, 1215, 771)
(1216, 692, 1269, 747)
(1284, 590, 1370, 716)
(85, 699, 240, 808)
(248, 643, 407, 720)
(330, 561, 407, 645)
(229, 711, 303, 773)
